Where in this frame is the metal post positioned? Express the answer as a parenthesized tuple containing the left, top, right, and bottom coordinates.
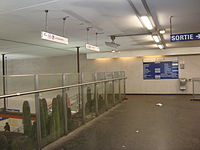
(119, 78, 121, 102)
(94, 73, 98, 116)
(170, 16, 173, 36)
(62, 74, 68, 135)
(76, 47, 80, 73)
(5, 56, 8, 107)
(124, 74, 127, 100)
(112, 72, 115, 105)
(77, 47, 81, 111)
(192, 79, 195, 97)
(80, 73, 85, 124)
(104, 72, 108, 110)
(2, 54, 6, 111)
(34, 75, 42, 150)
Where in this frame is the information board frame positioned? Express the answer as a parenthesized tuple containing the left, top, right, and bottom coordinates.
(143, 60, 179, 80)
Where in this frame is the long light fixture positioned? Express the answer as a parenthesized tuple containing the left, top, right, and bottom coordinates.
(159, 29, 166, 34)
(152, 35, 161, 43)
(157, 44, 164, 49)
(111, 50, 116, 53)
(140, 16, 153, 30)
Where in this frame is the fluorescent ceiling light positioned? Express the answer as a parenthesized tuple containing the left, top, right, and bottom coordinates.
(112, 50, 116, 53)
(157, 44, 164, 49)
(159, 29, 166, 34)
(152, 35, 160, 43)
(141, 16, 153, 30)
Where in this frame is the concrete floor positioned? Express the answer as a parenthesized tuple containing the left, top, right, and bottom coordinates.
(52, 95, 200, 150)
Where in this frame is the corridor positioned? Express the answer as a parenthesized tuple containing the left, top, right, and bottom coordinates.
(49, 95, 200, 150)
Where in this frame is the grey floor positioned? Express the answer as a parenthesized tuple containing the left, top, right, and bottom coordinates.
(53, 95, 200, 150)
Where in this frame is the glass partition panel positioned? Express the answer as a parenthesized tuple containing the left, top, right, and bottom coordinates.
(65, 73, 80, 85)
(120, 71, 126, 100)
(38, 74, 62, 89)
(65, 73, 82, 132)
(37, 75, 64, 146)
(6, 75, 35, 94)
(113, 72, 120, 103)
(105, 72, 114, 108)
(39, 90, 64, 147)
(38, 74, 62, 106)
(5, 75, 35, 115)
(84, 84, 95, 122)
(66, 87, 82, 132)
(96, 72, 105, 81)
(97, 82, 106, 114)
(0, 71, 125, 149)
(82, 72, 94, 83)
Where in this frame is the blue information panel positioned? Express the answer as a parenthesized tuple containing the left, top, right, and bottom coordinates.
(171, 32, 200, 42)
(143, 61, 179, 79)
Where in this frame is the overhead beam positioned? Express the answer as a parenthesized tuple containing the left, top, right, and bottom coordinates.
(87, 47, 200, 59)
(0, 38, 77, 53)
(127, 0, 166, 47)
(140, 0, 165, 46)
(126, 0, 150, 33)
(111, 32, 150, 37)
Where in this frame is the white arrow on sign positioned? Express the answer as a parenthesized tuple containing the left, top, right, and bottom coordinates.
(196, 34, 200, 39)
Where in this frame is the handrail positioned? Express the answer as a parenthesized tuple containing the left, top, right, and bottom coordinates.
(0, 77, 126, 99)
(0, 71, 123, 77)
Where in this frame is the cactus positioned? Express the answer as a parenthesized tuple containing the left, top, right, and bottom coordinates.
(86, 87, 95, 114)
(50, 97, 61, 138)
(32, 121, 37, 141)
(0, 134, 8, 150)
(98, 94, 105, 112)
(40, 98, 48, 138)
(22, 101, 32, 138)
(11, 136, 34, 150)
(87, 87, 92, 103)
(56, 95, 64, 136)
(67, 107, 72, 120)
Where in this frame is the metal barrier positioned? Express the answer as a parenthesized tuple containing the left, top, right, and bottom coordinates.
(0, 71, 126, 150)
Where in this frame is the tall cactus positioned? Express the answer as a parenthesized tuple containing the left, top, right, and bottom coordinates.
(56, 95, 64, 136)
(22, 101, 32, 137)
(0, 134, 8, 150)
(32, 121, 37, 141)
(86, 87, 93, 114)
(87, 87, 92, 103)
(50, 97, 60, 139)
(40, 98, 48, 137)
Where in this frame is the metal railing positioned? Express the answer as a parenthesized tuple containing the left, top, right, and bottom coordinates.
(0, 71, 126, 150)
(0, 77, 125, 99)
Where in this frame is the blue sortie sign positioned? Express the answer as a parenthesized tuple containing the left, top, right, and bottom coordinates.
(171, 32, 200, 42)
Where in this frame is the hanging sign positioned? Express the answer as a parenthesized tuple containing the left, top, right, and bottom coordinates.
(85, 44, 100, 52)
(171, 32, 200, 42)
(41, 31, 69, 45)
